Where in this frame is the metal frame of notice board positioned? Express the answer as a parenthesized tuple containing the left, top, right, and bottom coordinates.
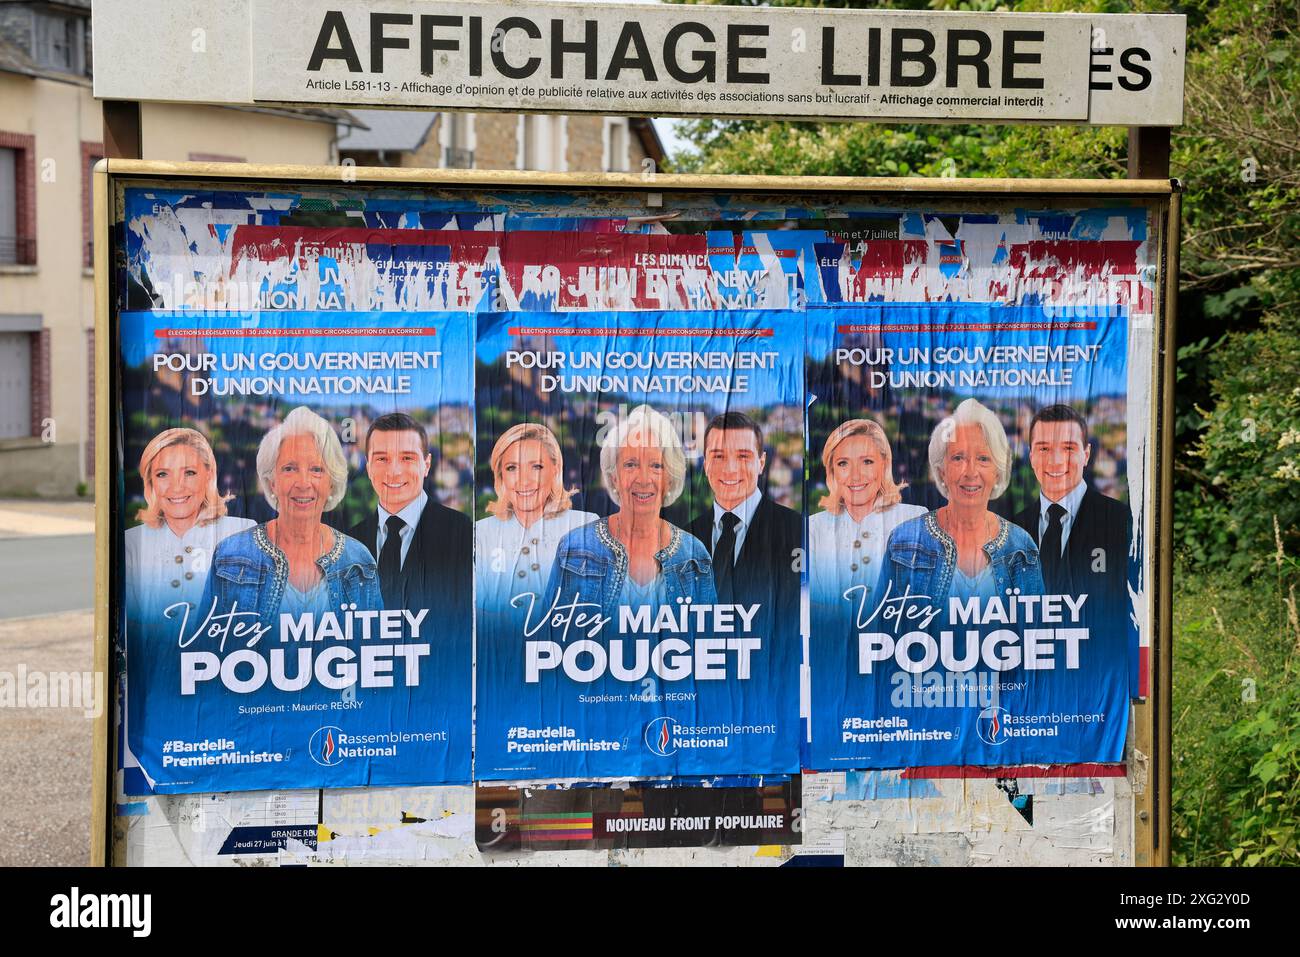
(91, 161, 1178, 867)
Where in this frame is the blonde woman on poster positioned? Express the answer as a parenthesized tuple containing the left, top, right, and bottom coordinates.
(808, 417, 925, 609)
(476, 422, 596, 608)
(124, 427, 253, 618)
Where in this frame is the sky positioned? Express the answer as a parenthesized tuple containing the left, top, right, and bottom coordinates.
(652, 118, 693, 164)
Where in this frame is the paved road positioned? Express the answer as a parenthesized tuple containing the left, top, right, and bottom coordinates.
(0, 534, 94, 619)
(0, 509, 96, 865)
(0, 611, 94, 866)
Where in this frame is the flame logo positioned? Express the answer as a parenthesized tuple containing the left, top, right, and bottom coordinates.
(644, 717, 678, 756)
(976, 708, 1011, 747)
(309, 726, 346, 766)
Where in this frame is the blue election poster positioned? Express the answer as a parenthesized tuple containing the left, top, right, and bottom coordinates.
(474, 310, 803, 778)
(807, 302, 1135, 768)
(119, 309, 473, 792)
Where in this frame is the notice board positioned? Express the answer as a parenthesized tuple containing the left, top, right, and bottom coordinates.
(93, 164, 1177, 866)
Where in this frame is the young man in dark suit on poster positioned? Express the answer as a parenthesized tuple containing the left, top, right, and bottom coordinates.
(1014, 404, 1130, 615)
(350, 413, 472, 617)
(688, 412, 802, 624)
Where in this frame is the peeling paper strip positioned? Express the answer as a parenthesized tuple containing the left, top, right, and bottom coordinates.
(795, 831, 847, 856)
(901, 764, 1126, 780)
(802, 772, 846, 802)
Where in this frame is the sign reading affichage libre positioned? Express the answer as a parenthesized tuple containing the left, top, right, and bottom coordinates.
(92, 0, 1185, 127)
(255, 0, 1092, 122)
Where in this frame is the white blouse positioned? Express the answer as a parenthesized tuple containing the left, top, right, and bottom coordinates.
(952, 562, 998, 600)
(475, 509, 597, 610)
(808, 503, 928, 609)
(124, 515, 255, 619)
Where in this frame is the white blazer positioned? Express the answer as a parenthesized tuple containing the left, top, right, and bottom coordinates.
(124, 515, 254, 619)
(808, 502, 927, 609)
(475, 509, 597, 610)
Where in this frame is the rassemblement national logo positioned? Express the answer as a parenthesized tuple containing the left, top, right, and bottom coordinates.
(975, 707, 1012, 746)
(644, 716, 677, 757)
(309, 725, 345, 766)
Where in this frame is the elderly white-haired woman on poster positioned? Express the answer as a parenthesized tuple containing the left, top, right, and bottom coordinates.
(808, 417, 926, 608)
(476, 422, 597, 608)
(544, 404, 716, 618)
(201, 405, 382, 623)
(880, 398, 1044, 604)
(124, 427, 254, 617)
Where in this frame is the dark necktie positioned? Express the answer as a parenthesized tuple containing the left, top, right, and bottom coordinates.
(379, 514, 405, 607)
(1040, 503, 1067, 591)
(714, 512, 740, 597)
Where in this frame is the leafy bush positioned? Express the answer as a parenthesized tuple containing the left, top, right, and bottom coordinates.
(1220, 680, 1300, 866)
(1172, 561, 1300, 866)
(1189, 312, 1300, 572)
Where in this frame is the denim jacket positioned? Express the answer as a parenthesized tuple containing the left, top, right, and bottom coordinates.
(880, 511, 1045, 605)
(201, 524, 383, 626)
(544, 517, 718, 620)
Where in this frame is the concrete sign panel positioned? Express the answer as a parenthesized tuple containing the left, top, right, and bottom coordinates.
(92, 0, 1184, 127)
